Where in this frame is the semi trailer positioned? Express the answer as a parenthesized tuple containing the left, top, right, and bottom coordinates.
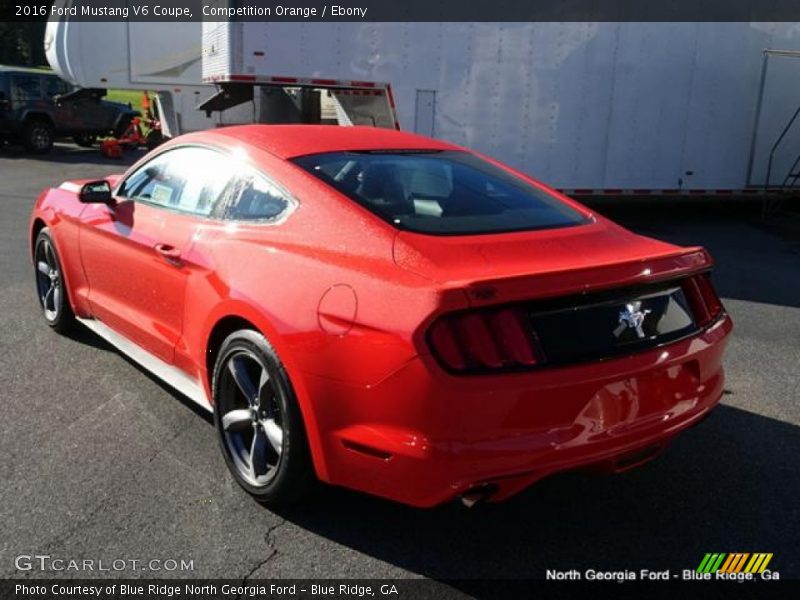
(201, 21, 800, 194)
(45, 16, 800, 193)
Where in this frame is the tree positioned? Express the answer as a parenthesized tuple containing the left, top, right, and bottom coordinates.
(0, 21, 48, 67)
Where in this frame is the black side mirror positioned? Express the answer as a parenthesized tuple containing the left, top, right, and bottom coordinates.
(78, 180, 115, 205)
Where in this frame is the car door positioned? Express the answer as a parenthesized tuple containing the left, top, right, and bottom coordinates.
(41, 75, 74, 132)
(79, 146, 235, 363)
(9, 73, 45, 120)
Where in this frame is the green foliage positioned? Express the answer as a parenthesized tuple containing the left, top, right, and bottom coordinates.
(106, 89, 146, 115)
(0, 21, 47, 67)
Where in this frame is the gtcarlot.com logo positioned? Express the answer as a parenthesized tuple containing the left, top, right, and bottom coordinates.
(15, 554, 194, 572)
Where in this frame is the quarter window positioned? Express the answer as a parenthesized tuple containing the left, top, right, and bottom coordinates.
(222, 171, 296, 222)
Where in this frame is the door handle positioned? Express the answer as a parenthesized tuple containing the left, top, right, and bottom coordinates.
(154, 243, 182, 265)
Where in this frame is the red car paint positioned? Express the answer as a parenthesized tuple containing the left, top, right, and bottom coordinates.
(29, 125, 732, 507)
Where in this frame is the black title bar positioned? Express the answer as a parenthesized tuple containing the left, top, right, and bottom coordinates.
(5, 0, 800, 22)
(3, 578, 800, 600)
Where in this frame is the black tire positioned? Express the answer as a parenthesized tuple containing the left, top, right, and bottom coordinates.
(113, 115, 133, 139)
(145, 129, 164, 150)
(213, 329, 315, 505)
(23, 119, 54, 154)
(33, 228, 75, 333)
(73, 133, 97, 148)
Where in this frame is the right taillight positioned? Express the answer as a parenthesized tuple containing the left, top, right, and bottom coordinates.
(427, 307, 545, 373)
(683, 272, 723, 328)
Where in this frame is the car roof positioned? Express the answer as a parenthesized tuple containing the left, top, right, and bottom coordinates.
(205, 124, 461, 159)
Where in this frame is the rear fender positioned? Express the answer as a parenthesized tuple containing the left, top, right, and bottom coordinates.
(198, 300, 330, 481)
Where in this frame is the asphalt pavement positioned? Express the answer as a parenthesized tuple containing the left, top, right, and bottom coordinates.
(1, 143, 798, 590)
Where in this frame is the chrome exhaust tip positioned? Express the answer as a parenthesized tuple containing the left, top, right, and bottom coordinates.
(460, 484, 498, 508)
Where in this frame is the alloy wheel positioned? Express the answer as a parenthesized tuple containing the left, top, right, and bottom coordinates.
(218, 350, 284, 486)
(31, 126, 51, 151)
(35, 238, 61, 321)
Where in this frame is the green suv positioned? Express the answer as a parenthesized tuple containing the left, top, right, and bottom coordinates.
(0, 66, 140, 154)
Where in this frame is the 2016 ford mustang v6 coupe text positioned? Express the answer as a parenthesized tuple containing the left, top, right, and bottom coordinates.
(29, 125, 732, 507)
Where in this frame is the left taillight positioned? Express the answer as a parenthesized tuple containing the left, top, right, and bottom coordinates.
(682, 272, 724, 328)
(427, 307, 545, 373)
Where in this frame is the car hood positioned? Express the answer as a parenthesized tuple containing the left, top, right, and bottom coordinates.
(392, 219, 711, 304)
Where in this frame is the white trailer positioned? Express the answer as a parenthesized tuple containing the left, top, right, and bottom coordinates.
(44, 16, 251, 137)
(201, 22, 800, 194)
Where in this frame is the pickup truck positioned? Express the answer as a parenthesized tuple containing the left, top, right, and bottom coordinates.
(0, 65, 139, 154)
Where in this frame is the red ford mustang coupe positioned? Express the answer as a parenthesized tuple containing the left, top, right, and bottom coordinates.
(29, 125, 732, 507)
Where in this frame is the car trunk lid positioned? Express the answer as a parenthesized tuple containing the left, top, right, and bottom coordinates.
(393, 220, 712, 306)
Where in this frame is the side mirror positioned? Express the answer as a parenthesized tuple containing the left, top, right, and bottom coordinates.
(78, 180, 115, 205)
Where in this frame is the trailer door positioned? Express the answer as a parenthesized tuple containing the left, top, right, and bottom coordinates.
(747, 50, 800, 188)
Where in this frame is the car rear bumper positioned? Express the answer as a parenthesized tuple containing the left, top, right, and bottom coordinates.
(304, 314, 732, 507)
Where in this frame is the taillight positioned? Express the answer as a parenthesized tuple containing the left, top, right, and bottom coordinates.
(428, 307, 545, 373)
(683, 273, 723, 327)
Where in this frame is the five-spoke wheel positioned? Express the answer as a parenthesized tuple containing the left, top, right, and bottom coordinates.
(213, 329, 314, 504)
(33, 229, 74, 332)
(219, 350, 284, 485)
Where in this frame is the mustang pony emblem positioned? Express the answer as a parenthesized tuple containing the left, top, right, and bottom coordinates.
(613, 301, 652, 339)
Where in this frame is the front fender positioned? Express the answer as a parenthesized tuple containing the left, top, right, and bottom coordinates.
(30, 186, 92, 317)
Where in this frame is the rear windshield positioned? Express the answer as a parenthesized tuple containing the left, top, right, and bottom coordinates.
(292, 150, 589, 235)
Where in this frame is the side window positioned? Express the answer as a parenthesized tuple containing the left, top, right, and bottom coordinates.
(10, 74, 42, 104)
(119, 147, 235, 217)
(43, 76, 70, 99)
(223, 170, 296, 222)
(120, 152, 175, 204)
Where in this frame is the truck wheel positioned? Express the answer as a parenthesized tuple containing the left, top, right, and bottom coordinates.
(73, 134, 97, 148)
(145, 130, 164, 150)
(24, 119, 54, 154)
(114, 116, 132, 139)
